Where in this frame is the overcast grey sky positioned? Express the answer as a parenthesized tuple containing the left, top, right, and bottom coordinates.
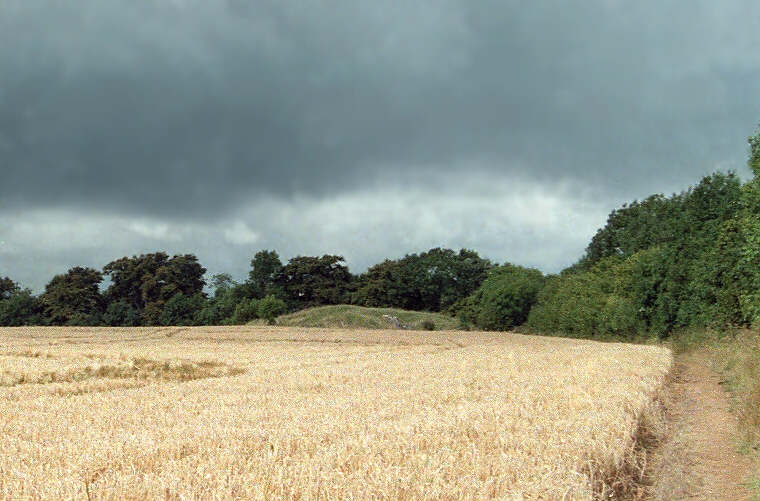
(2, 0, 760, 292)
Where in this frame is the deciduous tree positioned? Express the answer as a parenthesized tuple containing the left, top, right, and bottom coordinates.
(277, 255, 352, 309)
(458, 264, 545, 331)
(0, 277, 19, 301)
(0, 288, 46, 326)
(354, 248, 492, 312)
(103, 252, 207, 325)
(41, 267, 104, 325)
(247, 250, 284, 299)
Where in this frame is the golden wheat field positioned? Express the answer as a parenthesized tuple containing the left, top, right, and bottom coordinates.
(0, 326, 672, 500)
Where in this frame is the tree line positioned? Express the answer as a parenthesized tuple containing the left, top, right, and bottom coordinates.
(523, 127, 760, 339)
(7, 128, 759, 335)
(2, 162, 754, 336)
(0, 246, 544, 329)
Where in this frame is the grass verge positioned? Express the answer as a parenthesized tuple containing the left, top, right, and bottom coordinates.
(707, 330, 760, 453)
(669, 327, 760, 497)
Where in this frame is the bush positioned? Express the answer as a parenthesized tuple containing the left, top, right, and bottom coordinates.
(233, 299, 261, 324)
(159, 293, 207, 326)
(194, 304, 220, 326)
(460, 264, 545, 331)
(258, 295, 287, 325)
(193, 283, 254, 326)
(420, 319, 436, 331)
(598, 295, 644, 338)
(103, 300, 141, 327)
(526, 254, 659, 340)
(526, 272, 606, 338)
(0, 290, 47, 326)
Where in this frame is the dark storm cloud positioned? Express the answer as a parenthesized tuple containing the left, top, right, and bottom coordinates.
(2, 1, 760, 218)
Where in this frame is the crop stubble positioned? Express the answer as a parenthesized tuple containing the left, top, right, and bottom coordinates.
(0, 326, 671, 500)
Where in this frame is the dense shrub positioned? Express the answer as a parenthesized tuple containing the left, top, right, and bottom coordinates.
(233, 299, 261, 324)
(257, 295, 287, 325)
(103, 300, 141, 327)
(526, 272, 607, 338)
(458, 264, 545, 331)
(159, 293, 207, 326)
(420, 319, 436, 331)
(196, 283, 253, 326)
(0, 290, 47, 326)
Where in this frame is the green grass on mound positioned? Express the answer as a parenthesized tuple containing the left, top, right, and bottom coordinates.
(274, 305, 460, 331)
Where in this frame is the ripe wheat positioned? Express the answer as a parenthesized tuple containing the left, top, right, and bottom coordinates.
(0, 326, 671, 500)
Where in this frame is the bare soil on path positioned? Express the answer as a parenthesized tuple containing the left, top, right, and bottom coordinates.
(648, 349, 758, 501)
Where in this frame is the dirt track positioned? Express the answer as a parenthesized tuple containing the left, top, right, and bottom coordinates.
(649, 349, 758, 500)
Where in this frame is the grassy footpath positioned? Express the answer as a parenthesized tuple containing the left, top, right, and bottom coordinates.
(274, 304, 460, 331)
(670, 328, 760, 496)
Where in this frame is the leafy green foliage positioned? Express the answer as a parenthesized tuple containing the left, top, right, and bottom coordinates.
(248, 250, 284, 299)
(40, 267, 105, 326)
(0, 288, 46, 326)
(196, 281, 251, 326)
(352, 259, 397, 308)
(526, 271, 608, 338)
(737, 215, 760, 324)
(458, 264, 545, 331)
(531, 171, 747, 339)
(233, 298, 260, 324)
(277, 255, 353, 309)
(579, 194, 680, 269)
(0, 277, 19, 301)
(354, 248, 492, 312)
(103, 252, 206, 325)
(749, 126, 760, 179)
(580, 172, 741, 271)
(103, 300, 141, 327)
(209, 273, 236, 297)
(159, 293, 207, 326)
(257, 295, 287, 325)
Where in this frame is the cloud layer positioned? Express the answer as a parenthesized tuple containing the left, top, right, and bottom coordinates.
(2, 1, 760, 289)
(1, 174, 606, 291)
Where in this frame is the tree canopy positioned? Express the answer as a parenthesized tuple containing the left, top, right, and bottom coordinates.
(457, 264, 545, 331)
(248, 250, 284, 299)
(527, 170, 753, 339)
(0, 277, 19, 301)
(277, 255, 352, 309)
(353, 247, 493, 312)
(103, 252, 206, 325)
(7, 128, 760, 335)
(41, 267, 104, 326)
